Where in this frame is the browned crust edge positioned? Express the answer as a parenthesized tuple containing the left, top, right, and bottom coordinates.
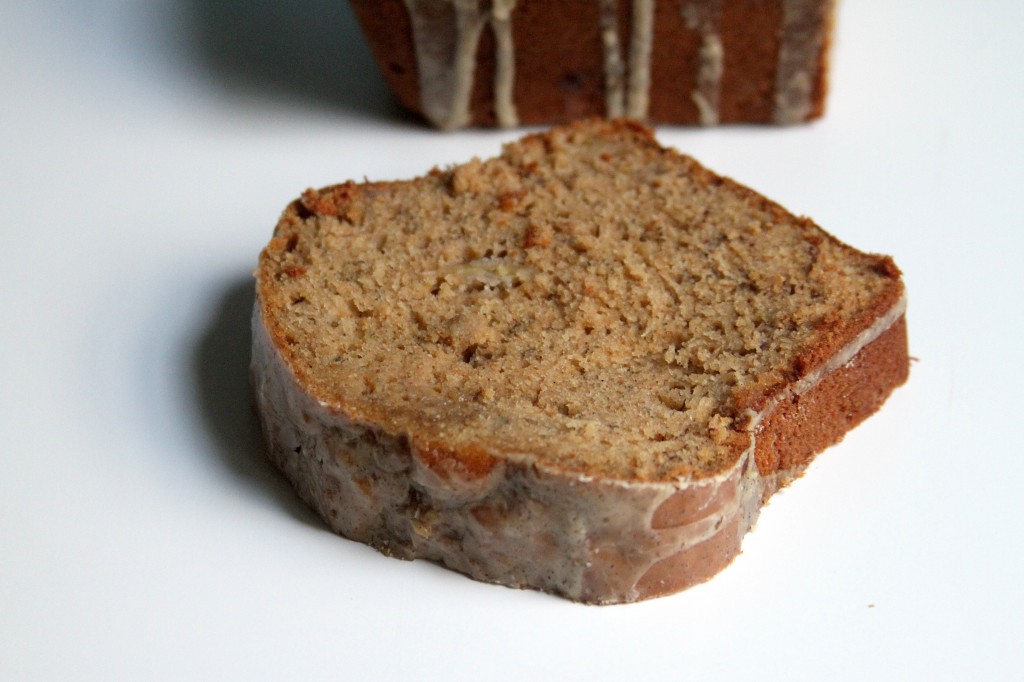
(755, 314, 909, 479)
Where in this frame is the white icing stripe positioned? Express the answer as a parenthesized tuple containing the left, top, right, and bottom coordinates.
(450, 1, 487, 128)
(404, 0, 519, 130)
(599, 0, 625, 118)
(693, 33, 723, 125)
(490, 0, 519, 127)
(682, 0, 724, 126)
(625, 0, 655, 119)
(773, 0, 835, 123)
(600, 0, 655, 120)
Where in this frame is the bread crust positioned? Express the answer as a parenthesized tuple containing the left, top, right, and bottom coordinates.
(348, 0, 835, 128)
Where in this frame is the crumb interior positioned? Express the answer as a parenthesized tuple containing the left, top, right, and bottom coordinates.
(258, 121, 895, 481)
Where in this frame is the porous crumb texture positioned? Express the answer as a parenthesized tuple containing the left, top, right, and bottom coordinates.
(257, 119, 901, 482)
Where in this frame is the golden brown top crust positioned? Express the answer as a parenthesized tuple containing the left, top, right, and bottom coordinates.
(256, 119, 902, 482)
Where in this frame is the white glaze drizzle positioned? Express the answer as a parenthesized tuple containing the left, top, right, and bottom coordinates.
(450, 1, 487, 127)
(773, 0, 835, 123)
(625, 0, 655, 118)
(490, 0, 519, 127)
(598, 0, 626, 117)
(682, 0, 724, 126)
(404, 0, 519, 130)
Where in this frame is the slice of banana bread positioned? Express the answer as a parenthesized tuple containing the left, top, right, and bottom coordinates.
(252, 119, 908, 603)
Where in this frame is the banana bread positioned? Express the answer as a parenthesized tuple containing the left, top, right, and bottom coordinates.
(251, 119, 908, 603)
(348, 0, 836, 129)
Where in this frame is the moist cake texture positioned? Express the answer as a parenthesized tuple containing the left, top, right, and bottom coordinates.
(348, 0, 837, 129)
(252, 119, 908, 603)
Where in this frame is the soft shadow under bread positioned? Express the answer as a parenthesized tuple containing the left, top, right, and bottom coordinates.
(192, 276, 323, 527)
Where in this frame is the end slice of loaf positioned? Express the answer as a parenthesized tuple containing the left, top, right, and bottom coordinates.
(252, 119, 908, 603)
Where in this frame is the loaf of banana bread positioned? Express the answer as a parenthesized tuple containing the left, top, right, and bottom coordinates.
(348, 0, 836, 128)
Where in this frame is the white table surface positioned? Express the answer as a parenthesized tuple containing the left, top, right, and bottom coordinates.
(2, 1, 1022, 680)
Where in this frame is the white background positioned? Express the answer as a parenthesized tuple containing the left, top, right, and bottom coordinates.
(2, 1, 1021, 680)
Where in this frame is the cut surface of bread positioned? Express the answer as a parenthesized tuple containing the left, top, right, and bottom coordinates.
(252, 119, 908, 603)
